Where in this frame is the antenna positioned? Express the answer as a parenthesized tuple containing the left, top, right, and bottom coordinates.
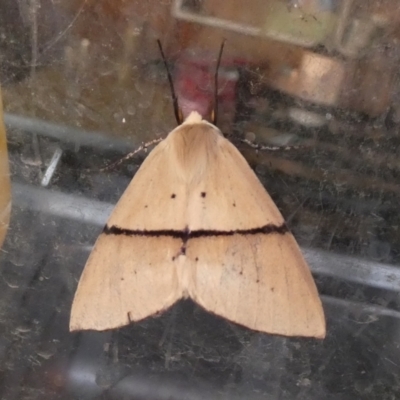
(212, 40, 226, 126)
(157, 40, 182, 125)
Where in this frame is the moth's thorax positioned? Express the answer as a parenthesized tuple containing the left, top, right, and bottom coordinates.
(167, 121, 223, 183)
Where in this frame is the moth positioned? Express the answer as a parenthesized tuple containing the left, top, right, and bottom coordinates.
(70, 43, 325, 339)
(70, 110, 325, 338)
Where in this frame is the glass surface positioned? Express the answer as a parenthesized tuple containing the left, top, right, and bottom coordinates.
(1, 0, 400, 398)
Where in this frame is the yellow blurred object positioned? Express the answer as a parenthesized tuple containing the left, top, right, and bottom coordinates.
(264, 0, 337, 46)
(0, 86, 11, 249)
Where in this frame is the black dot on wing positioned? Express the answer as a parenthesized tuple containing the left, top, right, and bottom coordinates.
(200, 192, 206, 198)
(171, 194, 176, 199)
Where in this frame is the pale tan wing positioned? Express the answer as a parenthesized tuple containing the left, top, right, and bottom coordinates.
(70, 235, 183, 331)
(108, 137, 190, 231)
(185, 133, 285, 231)
(186, 233, 326, 338)
(108, 121, 285, 232)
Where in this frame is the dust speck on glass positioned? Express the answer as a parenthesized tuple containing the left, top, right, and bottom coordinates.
(0, 0, 400, 398)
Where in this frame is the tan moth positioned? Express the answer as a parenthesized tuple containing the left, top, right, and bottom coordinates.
(70, 42, 325, 338)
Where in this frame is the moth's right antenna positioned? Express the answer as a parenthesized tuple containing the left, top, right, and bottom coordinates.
(157, 40, 182, 125)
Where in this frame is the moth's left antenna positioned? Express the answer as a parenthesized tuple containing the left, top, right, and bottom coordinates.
(157, 40, 182, 125)
(212, 40, 226, 126)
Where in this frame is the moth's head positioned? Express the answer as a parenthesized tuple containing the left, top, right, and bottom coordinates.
(167, 111, 222, 140)
(181, 111, 220, 131)
(182, 111, 206, 125)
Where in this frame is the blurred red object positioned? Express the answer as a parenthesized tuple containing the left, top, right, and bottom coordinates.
(174, 52, 243, 129)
